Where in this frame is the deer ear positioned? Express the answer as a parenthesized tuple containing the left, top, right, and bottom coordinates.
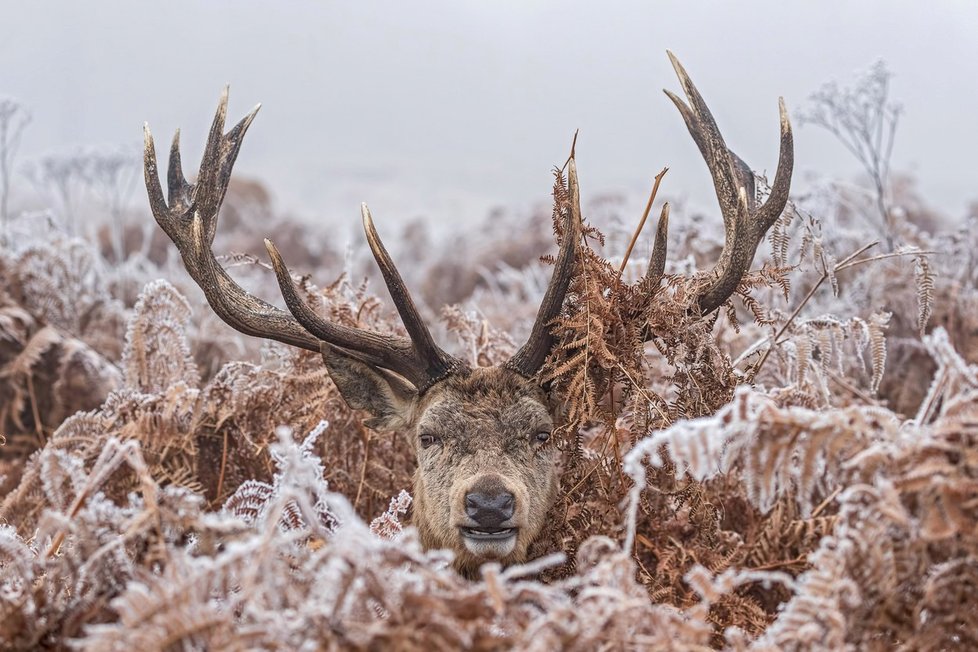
(320, 344, 418, 431)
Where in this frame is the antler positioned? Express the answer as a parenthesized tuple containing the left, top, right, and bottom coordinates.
(662, 51, 793, 314)
(144, 88, 462, 392)
(264, 206, 461, 391)
(144, 88, 323, 353)
(506, 157, 582, 377)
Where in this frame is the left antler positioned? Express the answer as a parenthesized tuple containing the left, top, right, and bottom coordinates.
(145, 88, 464, 392)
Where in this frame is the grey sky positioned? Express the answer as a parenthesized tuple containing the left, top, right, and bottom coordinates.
(3, 1, 976, 230)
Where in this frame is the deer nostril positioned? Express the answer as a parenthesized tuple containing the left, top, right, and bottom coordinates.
(500, 493, 514, 511)
(465, 491, 516, 527)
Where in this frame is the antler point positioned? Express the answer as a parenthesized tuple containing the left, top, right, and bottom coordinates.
(263, 237, 282, 263)
(778, 97, 791, 129)
(667, 51, 688, 81)
(663, 89, 686, 109)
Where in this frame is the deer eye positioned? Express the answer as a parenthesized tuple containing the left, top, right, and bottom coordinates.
(533, 431, 551, 444)
(419, 433, 442, 449)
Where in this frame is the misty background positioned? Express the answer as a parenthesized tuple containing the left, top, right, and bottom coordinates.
(2, 1, 976, 237)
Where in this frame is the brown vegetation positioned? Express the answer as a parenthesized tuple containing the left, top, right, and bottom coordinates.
(2, 59, 978, 650)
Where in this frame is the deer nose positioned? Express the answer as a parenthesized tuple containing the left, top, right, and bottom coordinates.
(465, 491, 515, 527)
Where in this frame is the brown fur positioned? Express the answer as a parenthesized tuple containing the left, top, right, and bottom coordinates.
(323, 347, 560, 577)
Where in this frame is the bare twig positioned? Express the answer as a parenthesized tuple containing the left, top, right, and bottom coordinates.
(834, 249, 936, 273)
(354, 427, 370, 510)
(749, 240, 878, 380)
(827, 368, 876, 405)
(0, 98, 31, 244)
(560, 130, 580, 173)
(800, 61, 901, 247)
(618, 167, 669, 278)
(216, 428, 230, 503)
(811, 487, 843, 518)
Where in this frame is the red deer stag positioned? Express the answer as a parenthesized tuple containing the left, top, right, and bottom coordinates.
(143, 52, 792, 576)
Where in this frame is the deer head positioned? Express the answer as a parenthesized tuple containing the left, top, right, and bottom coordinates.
(143, 52, 792, 576)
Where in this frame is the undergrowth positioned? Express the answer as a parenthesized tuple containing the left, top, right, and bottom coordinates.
(3, 64, 978, 649)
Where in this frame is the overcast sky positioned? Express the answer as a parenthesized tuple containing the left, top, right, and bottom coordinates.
(2, 1, 976, 231)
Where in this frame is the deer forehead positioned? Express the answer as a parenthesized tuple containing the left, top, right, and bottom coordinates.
(416, 367, 552, 435)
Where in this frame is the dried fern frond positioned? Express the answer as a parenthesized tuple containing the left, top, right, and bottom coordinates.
(913, 254, 934, 337)
(868, 311, 891, 395)
(625, 387, 899, 518)
(121, 279, 199, 393)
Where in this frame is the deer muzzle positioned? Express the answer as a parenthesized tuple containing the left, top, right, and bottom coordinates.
(456, 475, 522, 557)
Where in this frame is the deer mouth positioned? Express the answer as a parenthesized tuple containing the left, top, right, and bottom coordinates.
(459, 526, 517, 541)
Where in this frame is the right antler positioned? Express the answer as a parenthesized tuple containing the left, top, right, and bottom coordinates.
(505, 158, 582, 378)
(144, 88, 462, 391)
(659, 51, 794, 314)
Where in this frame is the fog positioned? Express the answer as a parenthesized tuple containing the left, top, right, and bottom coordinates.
(3, 1, 976, 230)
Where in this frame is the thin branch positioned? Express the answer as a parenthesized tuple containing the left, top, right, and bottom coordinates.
(618, 167, 669, 278)
(216, 428, 230, 503)
(834, 249, 936, 273)
(560, 129, 580, 173)
(354, 427, 370, 510)
(827, 368, 876, 405)
(749, 240, 878, 380)
(811, 487, 843, 518)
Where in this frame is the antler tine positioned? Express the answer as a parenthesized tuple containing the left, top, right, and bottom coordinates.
(147, 88, 465, 393)
(144, 124, 170, 227)
(195, 87, 260, 245)
(361, 204, 462, 384)
(167, 129, 191, 211)
(263, 237, 449, 389)
(665, 54, 755, 225)
(506, 156, 582, 377)
(645, 202, 670, 289)
(756, 98, 794, 227)
(144, 90, 322, 353)
(664, 51, 794, 314)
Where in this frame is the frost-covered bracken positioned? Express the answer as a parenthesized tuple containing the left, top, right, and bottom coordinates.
(139, 51, 792, 576)
(2, 54, 977, 650)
